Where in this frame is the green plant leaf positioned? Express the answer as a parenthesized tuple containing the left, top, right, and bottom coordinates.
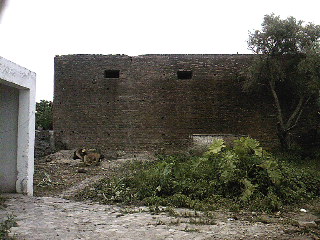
(219, 151, 238, 182)
(205, 138, 226, 156)
(240, 178, 257, 202)
(259, 158, 283, 185)
(234, 137, 262, 157)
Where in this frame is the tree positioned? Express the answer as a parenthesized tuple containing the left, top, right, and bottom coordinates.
(246, 13, 320, 150)
(36, 100, 53, 130)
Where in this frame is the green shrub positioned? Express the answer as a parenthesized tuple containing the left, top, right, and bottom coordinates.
(0, 215, 16, 239)
(79, 137, 320, 212)
(36, 100, 53, 130)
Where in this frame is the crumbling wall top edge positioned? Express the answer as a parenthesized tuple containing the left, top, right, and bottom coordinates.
(54, 53, 256, 60)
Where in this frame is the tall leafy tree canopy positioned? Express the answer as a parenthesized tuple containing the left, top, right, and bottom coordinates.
(246, 14, 320, 149)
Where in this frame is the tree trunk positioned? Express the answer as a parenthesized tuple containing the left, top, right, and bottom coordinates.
(277, 124, 291, 150)
(269, 80, 309, 150)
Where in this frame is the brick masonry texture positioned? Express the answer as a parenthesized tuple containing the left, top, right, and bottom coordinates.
(53, 54, 284, 154)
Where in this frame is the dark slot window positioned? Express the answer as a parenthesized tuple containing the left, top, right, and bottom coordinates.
(177, 70, 193, 79)
(104, 70, 120, 78)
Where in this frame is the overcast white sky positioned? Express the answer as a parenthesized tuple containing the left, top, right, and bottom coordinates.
(0, 0, 320, 101)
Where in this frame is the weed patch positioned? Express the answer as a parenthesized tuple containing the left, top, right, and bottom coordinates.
(0, 195, 6, 209)
(76, 137, 320, 212)
(0, 214, 17, 240)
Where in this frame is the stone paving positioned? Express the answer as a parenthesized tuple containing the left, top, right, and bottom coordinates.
(0, 194, 291, 240)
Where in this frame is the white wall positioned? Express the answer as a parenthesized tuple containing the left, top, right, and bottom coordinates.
(0, 84, 19, 192)
(0, 56, 36, 195)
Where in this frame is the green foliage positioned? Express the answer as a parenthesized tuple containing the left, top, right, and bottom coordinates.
(205, 138, 226, 156)
(0, 214, 17, 240)
(234, 137, 263, 157)
(79, 137, 320, 212)
(36, 100, 53, 130)
(246, 13, 320, 150)
(0, 195, 5, 209)
(299, 47, 320, 92)
(248, 14, 320, 56)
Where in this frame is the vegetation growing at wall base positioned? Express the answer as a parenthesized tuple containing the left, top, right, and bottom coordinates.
(0, 196, 16, 239)
(77, 137, 320, 212)
(0, 214, 17, 240)
(0, 195, 5, 208)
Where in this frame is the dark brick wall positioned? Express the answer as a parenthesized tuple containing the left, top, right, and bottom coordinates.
(53, 54, 279, 154)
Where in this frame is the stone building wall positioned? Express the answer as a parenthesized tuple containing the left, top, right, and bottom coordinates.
(53, 54, 279, 155)
(34, 130, 55, 159)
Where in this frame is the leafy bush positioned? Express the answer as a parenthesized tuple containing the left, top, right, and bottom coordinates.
(36, 100, 53, 130)
(0, 215, 16, 239)
(79, 137, 320, 212)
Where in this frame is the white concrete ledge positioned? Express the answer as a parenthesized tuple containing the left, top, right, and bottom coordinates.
(191, 134, 247, 147)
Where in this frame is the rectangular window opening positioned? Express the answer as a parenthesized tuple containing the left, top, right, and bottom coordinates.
(104, 70, 120, 78)
(177, 70, 193, 79)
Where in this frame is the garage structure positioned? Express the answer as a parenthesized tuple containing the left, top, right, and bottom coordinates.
(0, 56, 36, 195)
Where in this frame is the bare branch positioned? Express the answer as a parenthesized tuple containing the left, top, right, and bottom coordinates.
(286, 96, 311, 131)
(285, 96, 305, 129)
(269, 80, 285, 129)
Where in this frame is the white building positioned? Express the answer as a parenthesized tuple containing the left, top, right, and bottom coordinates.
(0, 56, 36, 195)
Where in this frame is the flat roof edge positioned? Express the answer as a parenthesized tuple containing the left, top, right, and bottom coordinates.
(0, 56, 36, 90)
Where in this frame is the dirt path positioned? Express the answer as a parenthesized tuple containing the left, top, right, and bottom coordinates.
(59, 175, 105, 199)
(1, 150, 319, 239)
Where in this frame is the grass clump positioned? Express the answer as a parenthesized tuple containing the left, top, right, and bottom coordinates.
(78, 137, 320, 212)
(0, 214, 17, 240)
(0, 195, 6, 209)
(0, 196, 16, 239)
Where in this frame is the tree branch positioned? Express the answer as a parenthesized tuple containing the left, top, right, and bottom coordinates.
(286, 95, 311, 131)
(269, 80, 285, 129)
(285, 96, 305, 129)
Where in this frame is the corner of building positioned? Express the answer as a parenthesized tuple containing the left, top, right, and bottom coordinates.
(0, 56, 36, 196)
